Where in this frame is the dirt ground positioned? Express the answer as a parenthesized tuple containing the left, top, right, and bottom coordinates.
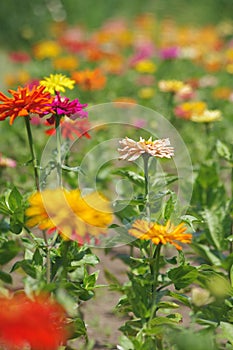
(80, 246, 192, 350)
(81, 246, 129, 350)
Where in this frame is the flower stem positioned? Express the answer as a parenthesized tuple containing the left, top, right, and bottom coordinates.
(143, 153, 151, 220)
(55, 115, 62, 187)
(143, 154, 154, 259)
(43, 231, 51, 284)
(204, 122, 211, 158)
(24, 116, 39, 190)
(149, 243, 162, 321)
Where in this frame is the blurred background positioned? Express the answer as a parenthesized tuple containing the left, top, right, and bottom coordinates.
(1, 0, 233, 49)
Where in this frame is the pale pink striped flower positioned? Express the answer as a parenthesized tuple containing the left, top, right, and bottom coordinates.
(118, 137, 174, 161)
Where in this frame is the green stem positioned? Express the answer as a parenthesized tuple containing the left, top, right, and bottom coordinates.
(149, 244, 162, 321)
(55, 115, 62, 187)
(43, 231, 51, 284)
(153, 244, 162, 293)
(143, 154, 154, 260)
(24, 116, 39, 190)
(204, 122, 211, 158)
(61, 240, 71, 280)
(143, 154, 151, 220)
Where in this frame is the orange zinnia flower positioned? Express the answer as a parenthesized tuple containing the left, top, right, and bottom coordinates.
(72, 68, 106, 90)
(0, 85, 53, 125)
(129, 220, 192, 250)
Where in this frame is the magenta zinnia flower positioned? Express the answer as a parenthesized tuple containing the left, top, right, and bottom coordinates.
(160, 46, 180, 60)
(47, 92, 88, 124)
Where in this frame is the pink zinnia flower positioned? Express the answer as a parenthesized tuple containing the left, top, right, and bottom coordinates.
(160, 46, 180, 60)
(46, 92, 88, 124)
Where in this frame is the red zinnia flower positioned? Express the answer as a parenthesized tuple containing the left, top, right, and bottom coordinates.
(46, 118, 91, 140)
(0, 294, 68, 350)
(0, 85, 53, 125)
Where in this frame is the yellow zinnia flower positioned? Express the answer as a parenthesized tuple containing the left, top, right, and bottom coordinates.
(138, 87, 155, 99)
(158, 80, 184, 93)
(25, 188, 113, 241)
(134, 60, 157, 74)
(40, 74, 75, 94)
(129, 220, 192, 250)
(33, 40, 61, 60)
(191, 109, 222, 123)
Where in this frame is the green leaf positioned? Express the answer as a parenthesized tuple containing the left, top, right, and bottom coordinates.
(7, 187, 22, 211)
(0, 270, 12, 284)
(163, 194, 176, 221)
(191, 243, 222, 266)
(0, 200, 11, 215)
(168, 291, 191, 307)
(118, 335, 134, 350)
(70, 317, 87, 339)
(180, 214, 201, 231)
(83, 271, 99, 290)
(216, 140, 232, 163)
(168, 265, 198, 290)
(10, 217, 23, 234)
(202, 202, 231, 251)
(33, 248, 43, 266)
(157, 301, 179, 309)
(113, 169, 144, 187)
(220, 322, 233, 345)
(0, 241, 20, 265)
(11, 260, 37, 278)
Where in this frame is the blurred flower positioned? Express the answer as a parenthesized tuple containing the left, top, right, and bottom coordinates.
(138, 87, 155, 99)
(0, 85, 53, 125)
(118, 137, 174, 161)
(191, 109, 222, 123)
(212, 87, 232, 100)
(129, 42, 155, 66)
(135, 75, 155, 86)
(225, 47, 233, 62)
(158, 80, 184, 93)
(191, 287, 214, 307)
(132, 118, 147, 128)
(129, 220, 191, 250)
(101, 55, 124, 74)
(113, 97, 137, 107)
(40, 74, 75, 94)
(46, 92, 88, 124)
(226, 63, 233, 74)
(206, 275, 232, 298)
(174, 101, 207, 120)
(0, 293, 68, 350)
(203, 54, 222, 72)
(134, 59, 156, 74)
(9, 51, 31, 63)
(175, 84, 194, 100)
(159, 46, 180, 60)
(33, 40, 61, 60)
(53, 56, 79, 71)
(72, 69, 106, 90)
(4, 70, 31, 88)
(0, 154, 16, 168)
(26, 188, 113, 241)
(46, 118, 91, 140)
(198, 75, 218, 88)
